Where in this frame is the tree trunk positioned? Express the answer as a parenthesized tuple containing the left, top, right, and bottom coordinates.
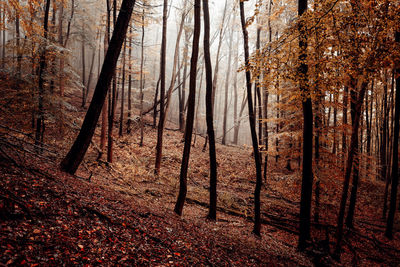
(99, 0, 110, 160)
(118, 40, 126, 136)
(15, 0, 21, 76)
(127, 23, 133, 134)
(202, 0, 217, 220)
(345, 85, 363, 228)
(107, 0, 118, 163)
(342, 86, 348, 170)
(385, 31, 400, 239)
(222, 23, 233, 145)
(334, 80, 368, 259)
(174, 0, 200, 216)
(153, 77, 160, 128)
(60, 0, 136, 174)
(240, 1, 263, 236)
(35, 0, 51, 152)
(81, 26, 87, 108)
(212, 0, 228, 117)
(154, 0, 168, 175)
(298, 0, 313, 251)
(139, 9, 145, 146)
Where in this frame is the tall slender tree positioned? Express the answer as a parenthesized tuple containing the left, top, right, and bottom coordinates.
(385, 31, 400, 239)
(202, 0, 217, 221)
(174, 0, 201, 216)
(298, 0, 314, 251)
(154, 0, 168, 175)
(35, 0, 51, 152)
(239, 1, 262, 236)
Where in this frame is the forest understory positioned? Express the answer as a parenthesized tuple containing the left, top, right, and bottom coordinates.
(1, 78, 399, 266)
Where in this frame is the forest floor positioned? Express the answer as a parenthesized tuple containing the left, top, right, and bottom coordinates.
(1, 80, 400, 265)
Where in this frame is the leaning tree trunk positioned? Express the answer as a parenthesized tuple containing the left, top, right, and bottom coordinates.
(60, 0, 136, 174)
(174, 0, 200, 216)
(240, 1, 263, 236)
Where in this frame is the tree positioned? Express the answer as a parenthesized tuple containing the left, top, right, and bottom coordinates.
(239, 0, 262, 236)
(139, 9, 145, 146)
(107, 0, 119, 163)
(297, 0, 313, 251)
(385, 30, 400, 239)
(174, 0, 200, 216)
(34, 0, 51, 152)
(154, 0, 168, 175)
(98, 0, 111, 161)
(60, 0, 136, 174)
(202, 0, 217, 221)
(222, 16, 233, 145)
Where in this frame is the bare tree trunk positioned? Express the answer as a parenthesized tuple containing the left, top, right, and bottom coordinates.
(118, 40, 126, 136)
(212, 0, 228, 115)
(385, 31, 400, 239)
(174, 0, 200, 216)
(99, 0, 110, 160)
(60, 0, 136, 174)
(202, 0, 217, 220)
(334, 80, 368, 259)
(139, 9, 145, 146)
(153, 77, 160, 128)
(35, 0, 51, 152)
(15, 0, 21, 76)
(233, 31, 240, 145)
(342, 86, 348, 170)
(127, 23, 133, 134)
(107, 0, 118, 163)
(81, 24, 87, 108)
(154, 0, 168, 175)
(345, 85, 365, 228)
(160, 0, 187, 138)
(222, 22, 233, 145)
(240, 1, 262, 236)
(179, 17, 191, 132)
(86, 42, 97, 105)
(298, 0, 313, 251)
(263, 0, 272, 181)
